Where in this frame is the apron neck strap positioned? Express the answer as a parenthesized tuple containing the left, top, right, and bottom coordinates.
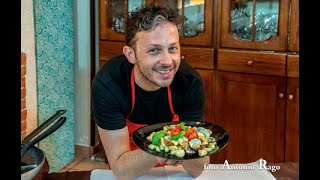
(126, 68, 179, 122)
(167, 86, 179, 122)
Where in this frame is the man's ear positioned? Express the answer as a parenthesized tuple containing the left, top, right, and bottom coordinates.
(123, 46, 136, 64)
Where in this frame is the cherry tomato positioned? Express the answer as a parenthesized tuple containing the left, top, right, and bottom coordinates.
(170, 126, 181, 136)
(185, 128, 198, 140)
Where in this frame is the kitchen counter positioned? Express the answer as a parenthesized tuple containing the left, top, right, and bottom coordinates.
(35, 160, 299, 180)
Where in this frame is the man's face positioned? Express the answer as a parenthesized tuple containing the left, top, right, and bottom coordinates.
(133, 22, 181, 91)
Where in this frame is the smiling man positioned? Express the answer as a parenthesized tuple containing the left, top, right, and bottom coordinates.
(91, 3, 209, 180)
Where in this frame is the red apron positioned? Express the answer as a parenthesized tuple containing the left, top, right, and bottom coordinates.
(126, 69, 179, 166)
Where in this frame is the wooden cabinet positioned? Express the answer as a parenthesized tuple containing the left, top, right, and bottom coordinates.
(97, 0, 299, 163)
(213, 0, 299, 163)
(213, 71, 286, 163)
(214, 51, 300, 164)
(214, 53, 299, 163)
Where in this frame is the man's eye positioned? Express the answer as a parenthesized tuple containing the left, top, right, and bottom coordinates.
(149, 48, 161, 55)
(169, 47, 178, 53)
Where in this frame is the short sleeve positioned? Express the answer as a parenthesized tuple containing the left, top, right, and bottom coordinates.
(91, 78, 127, 130)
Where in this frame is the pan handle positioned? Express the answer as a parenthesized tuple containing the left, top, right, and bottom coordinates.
(21, 116, 67, 160)
(22, 110, 66, 144)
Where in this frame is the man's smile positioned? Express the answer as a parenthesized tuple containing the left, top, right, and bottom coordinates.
(154, 69, 172, 74)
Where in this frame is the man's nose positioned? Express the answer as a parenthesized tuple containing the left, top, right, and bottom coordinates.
(159, 51, 173, 65)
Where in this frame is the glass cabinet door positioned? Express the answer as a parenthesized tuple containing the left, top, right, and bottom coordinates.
(99, 0, 151, 41)
(100, 0, 213, 46)
(160, 0, 213, 46)
(220, 0, 290, 51)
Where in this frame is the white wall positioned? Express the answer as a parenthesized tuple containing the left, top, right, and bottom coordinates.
(21, 0, 38, 134)
(74, 0, 92, 147)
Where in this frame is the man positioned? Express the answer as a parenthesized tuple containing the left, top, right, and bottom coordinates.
(91, 3, 210, 179)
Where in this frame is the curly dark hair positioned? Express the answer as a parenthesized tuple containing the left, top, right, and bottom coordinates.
(125, 3, 182, 48)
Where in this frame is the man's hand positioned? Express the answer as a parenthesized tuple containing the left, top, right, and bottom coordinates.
(182, 156, 210, 178)
(156, 157, 183, 166)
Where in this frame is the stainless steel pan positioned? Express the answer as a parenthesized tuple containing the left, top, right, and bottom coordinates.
(21, 110, 67, 180)
(21, 146, 45, 180)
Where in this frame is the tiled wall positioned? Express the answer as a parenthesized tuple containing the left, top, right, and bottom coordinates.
(21, 53, 27, 141)
(34, 0, 75, 172)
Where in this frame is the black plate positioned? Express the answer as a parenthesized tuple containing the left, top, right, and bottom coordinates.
(132, 121, 229, 160)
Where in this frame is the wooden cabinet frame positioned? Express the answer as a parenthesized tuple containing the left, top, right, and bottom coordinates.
(285, 54, 299, 162)
(288, 0, 299, 52)
(285, 77, 299, 162)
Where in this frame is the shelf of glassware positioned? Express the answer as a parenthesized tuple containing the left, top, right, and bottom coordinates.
(219, 0, 290, 51)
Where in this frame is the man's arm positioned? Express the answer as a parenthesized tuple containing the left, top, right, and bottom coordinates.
(99, 125, 209, 179)
(98, 126, 159, 180)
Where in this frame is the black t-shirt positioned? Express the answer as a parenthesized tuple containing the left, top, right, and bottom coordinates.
(91, 54, 205, 130)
